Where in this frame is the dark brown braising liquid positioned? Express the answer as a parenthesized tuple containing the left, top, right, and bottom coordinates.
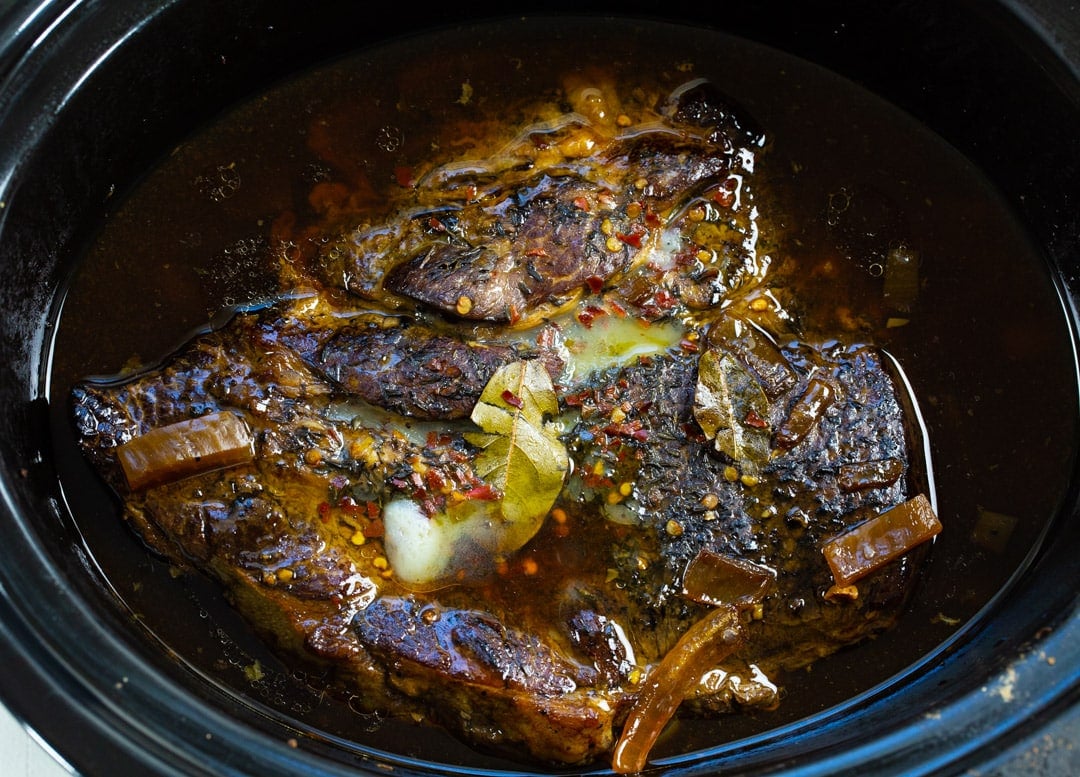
(46, 16, 1077, 769)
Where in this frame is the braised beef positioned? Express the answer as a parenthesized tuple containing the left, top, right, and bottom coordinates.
(69, 76, 936, 768)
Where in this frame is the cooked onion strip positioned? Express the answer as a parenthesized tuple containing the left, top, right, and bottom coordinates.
(681, 548, 776, 608)
(822, 494, 941, 586)
(611, 605, 745, 774)
(116, 410, 254, 490)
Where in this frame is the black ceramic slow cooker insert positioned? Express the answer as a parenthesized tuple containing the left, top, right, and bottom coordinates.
(0, 1, 1077, 774)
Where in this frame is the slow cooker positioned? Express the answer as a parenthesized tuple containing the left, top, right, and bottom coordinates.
(0, 1, 1077, 774)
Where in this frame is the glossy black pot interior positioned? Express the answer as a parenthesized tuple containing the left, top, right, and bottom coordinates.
(1, 1, 1078, 774)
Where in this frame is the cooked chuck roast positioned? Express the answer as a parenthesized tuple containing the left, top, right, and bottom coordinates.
(306, 78, 765, 328)
(70, 76, 936, 769)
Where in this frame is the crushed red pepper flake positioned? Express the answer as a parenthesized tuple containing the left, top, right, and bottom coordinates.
(583, 472, 616, 490)
(616, 224, 648, 248)
(464, 483, 500, 501)
(578, 305, 607, 326)
(711, 187, 735, 208)
(744, 410, 768, 429)
(426, 468, 447, 491)
(501, 389, 524, 409)
(363, 518, 385, 538)
(603, 420, 646, 439)
(338, 495, 362, 514)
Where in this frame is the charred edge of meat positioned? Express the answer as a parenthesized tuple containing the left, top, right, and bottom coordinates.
(667, 78, 767, 149)
(352, 595, 624, 765)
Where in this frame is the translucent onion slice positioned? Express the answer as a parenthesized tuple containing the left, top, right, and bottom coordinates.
(611, 605, 745, 774)
(681, 549, 776, 608)
(116, 411, 254, 490)
(822, 494, 942, 587)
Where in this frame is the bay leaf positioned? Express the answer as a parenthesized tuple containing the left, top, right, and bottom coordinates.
(693, 349, 771, 474)
(464, 360, 569, 553)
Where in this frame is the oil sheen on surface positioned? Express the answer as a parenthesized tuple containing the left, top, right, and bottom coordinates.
(46, 16, 1078, 770)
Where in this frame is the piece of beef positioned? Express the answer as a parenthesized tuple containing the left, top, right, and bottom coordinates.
(70, 292, 928, 766)
(71, 300, 561, 430)
(293, 320, 519, 421)
(69, 77, 935, 769)
(562, 318, 926, 689)
(380, 174, 635, 324)
(310, 80, 763, 326)
(71, 297, 629, 764)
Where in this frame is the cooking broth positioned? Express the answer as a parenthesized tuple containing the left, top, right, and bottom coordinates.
(46, 15, 1078, 770)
